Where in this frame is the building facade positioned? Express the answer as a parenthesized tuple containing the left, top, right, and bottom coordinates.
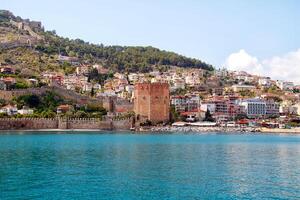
(240, 99, 266, 118)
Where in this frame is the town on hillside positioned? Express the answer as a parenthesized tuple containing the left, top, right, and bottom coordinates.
(1, 10, 300, 131)
(1, 61, 300, 132)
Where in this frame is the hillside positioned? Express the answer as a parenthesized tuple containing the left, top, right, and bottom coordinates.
(0, 10, 214, 74)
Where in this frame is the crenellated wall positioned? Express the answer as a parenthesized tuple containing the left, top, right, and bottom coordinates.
(112, 118, 132, 130)
(66, 118, 112, 130)
(0, 118, 133, 130)
(0, 118, 58, 129)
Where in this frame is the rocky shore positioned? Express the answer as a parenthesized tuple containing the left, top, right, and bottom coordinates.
(135, 126, 300, 134)
(143, 126, 259, 133)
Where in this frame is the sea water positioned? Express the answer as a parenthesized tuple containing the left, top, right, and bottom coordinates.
(0, 132, 300, 200)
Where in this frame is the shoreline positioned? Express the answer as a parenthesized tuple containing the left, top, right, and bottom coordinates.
(0, 129, 130, 133)
(146, 126, 300, 134)
(0, 127, 300, 135)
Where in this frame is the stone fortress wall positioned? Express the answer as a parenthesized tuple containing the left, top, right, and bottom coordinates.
(0, 118, 132, 130)
(0, 19, 43, 50)
(0, 87, 48, 101)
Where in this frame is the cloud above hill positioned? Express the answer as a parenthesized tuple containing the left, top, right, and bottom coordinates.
(225, 49, 300, 84)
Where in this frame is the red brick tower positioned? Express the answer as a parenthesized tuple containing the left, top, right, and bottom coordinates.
(134, 82, 170, 123)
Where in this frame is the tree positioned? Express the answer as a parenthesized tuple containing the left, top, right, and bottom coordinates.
(88, 68, 99, 82)
(170, 105, 179, 123)
(85, 104, 107, 115)
(74, 111, 88, 118)
(0, 99, 6, 107)
(16, 94, 40, 108)
(14, 82, 29, 89)
(41, 110, 56, 118)
(91, 87, 95, 97)
(204, 110, 214, 122)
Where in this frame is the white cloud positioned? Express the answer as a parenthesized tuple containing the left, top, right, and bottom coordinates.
(224, 49, 300, 84)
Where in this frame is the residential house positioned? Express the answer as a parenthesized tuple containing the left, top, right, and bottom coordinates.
(0, 66, 14, 74)
(50, 75, 64, 86)
(82, 82, 93, 92)
(18, 107, 34, 115)
(258, 77, 272, 87)
(172, 78, 185, 90)
(276, 81, 294, 90)
(114, 72, 125, 79)
(171, 94, 201, 113)
(0, 105, 18, 115)
(232, 84, 256, 92)
(171, 96, 187, 112)
(76, 65, 90, 75)
(57, 105, 74, 114)
(1, 77, 16, 89)
(58, 55, 80, 65)
(128, 73, 139, 83)
(0, 80, 7, 90)
(215, 68, 228, 78)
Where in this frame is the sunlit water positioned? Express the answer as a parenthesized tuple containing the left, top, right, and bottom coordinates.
(0, 132, 300, 200)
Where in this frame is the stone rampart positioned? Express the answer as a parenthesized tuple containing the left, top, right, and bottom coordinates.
(111, 118, 132, 130)
(0, 87, 48, 101)
(0, 118, 58, 130)
(0, 118, 133, 131)
(66, 118, 112, 130)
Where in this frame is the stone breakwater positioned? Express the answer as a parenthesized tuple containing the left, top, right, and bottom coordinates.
(0, 118, 132, 131)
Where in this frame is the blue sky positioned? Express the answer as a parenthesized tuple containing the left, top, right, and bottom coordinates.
(1, 0, 300, 77)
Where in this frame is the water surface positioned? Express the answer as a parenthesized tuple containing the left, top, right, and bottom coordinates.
(0, 132, 300, 200)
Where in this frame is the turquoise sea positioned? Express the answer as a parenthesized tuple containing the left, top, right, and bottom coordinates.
(0, 132, 300, 200)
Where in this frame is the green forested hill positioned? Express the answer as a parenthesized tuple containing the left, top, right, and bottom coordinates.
(0, 10, 214, 73)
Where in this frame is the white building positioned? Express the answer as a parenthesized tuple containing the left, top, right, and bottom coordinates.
(276, 81, 294, 90)
(128, 73, 139, 82)
(185, 75, 200, 86)
(232, 84, 256, 92)
(280, 102, 300, 115)
(200, 102, 216, 114)
(215, 68, 228, 77)
(172, 79, 185, 90)
(291, 103, 300, 115)
(149, 71, 161, 77)
(265, 100, 280, 117)
(82, 82, 93, 92)
(258, 77, 271, 87)
(125, 85, 134, 93)
(114, 72, 125, 79)
(18, 108, 34, 115)
(239, 99, 266, 118)
(98, 90, 116, 97)
(0, 105, 18, 115)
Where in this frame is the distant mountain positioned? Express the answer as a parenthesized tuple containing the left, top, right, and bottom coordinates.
(0, 10, 214, 74)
